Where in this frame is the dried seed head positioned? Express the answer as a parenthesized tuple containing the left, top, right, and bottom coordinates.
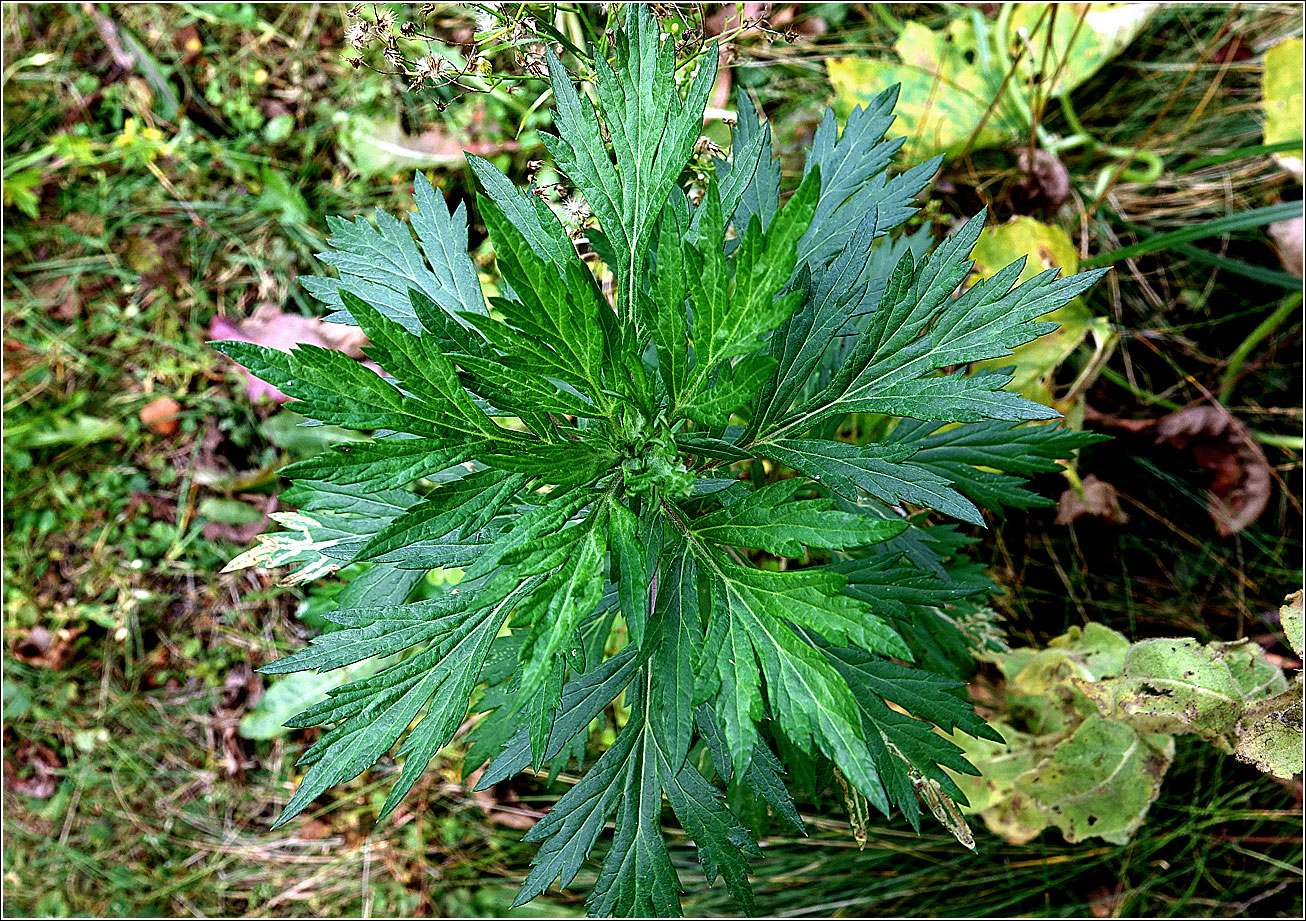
(694, 136, 724, 158)
(374, 8, 397, 36)
(413, 54, 443, 83)
(562, 195, 591, 223)
(344, 21, 369, 49)
(382, 40, 403, 67)
(522, 45, 547, 77)
(346, 3, 363, 18)
(399, 20, 418, 37)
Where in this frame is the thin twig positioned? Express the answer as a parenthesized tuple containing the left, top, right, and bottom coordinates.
(82, 2, 134, 71)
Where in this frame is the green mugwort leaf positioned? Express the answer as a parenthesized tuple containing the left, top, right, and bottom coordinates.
(213, 5, 1106, 914)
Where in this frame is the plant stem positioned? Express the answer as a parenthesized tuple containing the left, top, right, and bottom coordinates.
(1055, 93, 1164, 185)
(1218, 293, 1302, 405)
(1252, 431, 1304, 450)
(1098, 366, 1183, 411)
(1099, 363, 1302, 450)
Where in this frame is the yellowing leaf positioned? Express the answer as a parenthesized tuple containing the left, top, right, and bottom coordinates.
(1263, 38, 1304, 180)
(981, 622, 1130, 735)
(969, 217, 1115, 412)
(1076, 638, 1289, 741)
(943, 628, 1173, 847)
(972, 216, 1081, 282)
(1014, 716, 1172, 845)
(1234, 682, 1304, 779)
(1007, 3, 1156, 98)
(951, 619, 1296, 846)
(1281, 590, 1304, 659)
(827, 21, 1010, 162)
(944, 721, 1040, 813)
(827, 4, 1156, 161)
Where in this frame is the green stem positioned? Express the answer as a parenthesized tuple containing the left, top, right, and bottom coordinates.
(1057, 94, 1164, 185)
(1099, 366, 1183, 411)
(1251, 431, 1303, 450)
(1218, 293, 1303, 405)
(1098, 367, 1301, 450)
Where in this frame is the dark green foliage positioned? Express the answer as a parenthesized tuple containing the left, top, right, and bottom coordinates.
(212, 7, 1106, 916)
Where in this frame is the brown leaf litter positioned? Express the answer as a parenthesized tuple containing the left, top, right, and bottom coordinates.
(209, 303, 376, 403)
(1085, 404, 1273, 536)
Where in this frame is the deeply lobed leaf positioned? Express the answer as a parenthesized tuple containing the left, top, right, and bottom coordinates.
(215, 6, 1108, 916)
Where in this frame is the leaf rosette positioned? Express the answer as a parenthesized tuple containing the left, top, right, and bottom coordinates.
(215, 7, 1107, 916)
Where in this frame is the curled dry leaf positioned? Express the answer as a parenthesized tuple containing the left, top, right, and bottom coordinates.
(1154, 406, 1272, 537)
(1084, 404, 1274, 536)
(1268, 215, 1304, 278)
(210, 303, 376, 403)
(1056, 474, 1130, 525)
(1012, 147, 1072, 214)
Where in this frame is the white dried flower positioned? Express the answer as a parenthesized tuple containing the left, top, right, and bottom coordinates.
(562, 195, 591, 223)
(474, 8, 498, 34)
(344, 22, 369, 49)
(374, 7, 397, 36)
(382, 41, 403, 67)
(413, 54, 443, 84)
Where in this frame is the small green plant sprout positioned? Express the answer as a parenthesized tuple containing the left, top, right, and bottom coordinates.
(216, 7, 1108, 916)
